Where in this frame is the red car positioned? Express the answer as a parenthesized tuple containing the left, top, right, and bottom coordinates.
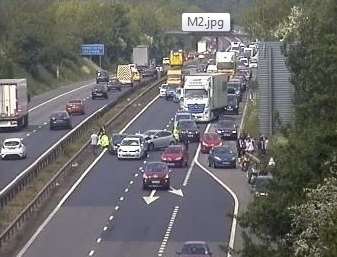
(66, 99, 85, 115)
(161, 145, 188, 167)
(200, 132, 223, 153)
(141, 162, 171, 190)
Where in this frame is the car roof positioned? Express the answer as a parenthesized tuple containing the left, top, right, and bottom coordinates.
(122, 137, 140, 141)
(4, 138, 22, 143)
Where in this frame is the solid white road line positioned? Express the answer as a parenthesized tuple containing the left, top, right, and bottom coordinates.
(1, 100, 111, 197)
(157, 206, 180, 257)
(16, 149, 106, 257)
(239, 91, 250, 137)
(182, 131, 205, 187)
(195, 159, 239, 257)
(29, 81, 94, 112)
(16, 93, 162, 257)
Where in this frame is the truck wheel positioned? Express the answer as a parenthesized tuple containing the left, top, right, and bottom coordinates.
(24, 115, 29, 128)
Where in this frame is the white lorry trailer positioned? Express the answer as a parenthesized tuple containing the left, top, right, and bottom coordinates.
(197, 40, 207, 54)
(182, 74, 227, 122)
(0, 79, 29, 129)
(132, 45, 149, 67)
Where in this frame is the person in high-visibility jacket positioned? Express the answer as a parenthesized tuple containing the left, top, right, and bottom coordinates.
(99, 133, 110, 150)
(173, 126, 181, 142)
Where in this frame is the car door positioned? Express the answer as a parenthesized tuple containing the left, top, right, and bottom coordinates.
(155, 131, 167, 148)
(161, 131, 173, 147)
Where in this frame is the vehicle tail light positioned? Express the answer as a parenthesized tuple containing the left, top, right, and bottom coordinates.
(165, 174, 169, 179)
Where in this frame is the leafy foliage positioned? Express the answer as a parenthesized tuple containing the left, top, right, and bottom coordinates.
(241, 0, 337, 257)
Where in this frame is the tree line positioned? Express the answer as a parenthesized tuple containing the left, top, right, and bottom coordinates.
(240, 0, 337, 257)
(0, 0, 200, 94)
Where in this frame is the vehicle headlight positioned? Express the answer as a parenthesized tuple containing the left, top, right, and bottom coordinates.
(232, 130, 237, 133)
(118, 148, 122, 152)
(174, 156, 182, 160)
(165, 174, 169, 179)
(214, 156, 222, 161)
(232, 157, 236, 160)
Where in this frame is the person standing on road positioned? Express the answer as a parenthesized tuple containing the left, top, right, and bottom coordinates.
(181, 133, 189, 150)
(98, 132, 110, 150)
(90, 130, 99, 155)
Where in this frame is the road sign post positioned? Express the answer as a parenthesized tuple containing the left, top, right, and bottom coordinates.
(80, 44, 105, 68)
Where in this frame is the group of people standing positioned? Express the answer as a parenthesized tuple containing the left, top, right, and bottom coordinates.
(90, 126, 110, 155)
(237, 133, 268, 158)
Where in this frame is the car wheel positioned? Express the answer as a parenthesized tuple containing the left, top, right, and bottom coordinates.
(142, 184, 148, 190)
(92, 96, 95, 100)
(185, 160, 188, 167)
(169, 141, 175, 145)
(208, 160, 212, 167)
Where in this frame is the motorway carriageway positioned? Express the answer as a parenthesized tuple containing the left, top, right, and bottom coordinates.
(0, 79, 146, 193)
(15, 89, 249, 257)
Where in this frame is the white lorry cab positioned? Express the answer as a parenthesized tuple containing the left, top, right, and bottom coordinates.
(182, 74, 227, 122)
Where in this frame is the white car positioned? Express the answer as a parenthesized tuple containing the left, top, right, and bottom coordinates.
(249, 57, 258, 68)
(117, 137, 147, 159)
(159, 84, 168, 97)
(162, 57, 170, 65)
(156, 66, 163, 72)
(240, 57, 249, 67)
(1, 138, 26, 159)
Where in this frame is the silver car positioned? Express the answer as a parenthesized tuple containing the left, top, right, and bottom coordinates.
(143, 130, 176, 151)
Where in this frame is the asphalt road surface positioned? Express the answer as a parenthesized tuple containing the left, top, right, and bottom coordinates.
(0, 79, 154, 192)
(17, 94, 236, 257)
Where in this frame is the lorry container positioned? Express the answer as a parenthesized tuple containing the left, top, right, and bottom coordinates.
(182, 74, 227, 122)
(0, 79, 29, 129)
(216, 51, 236, 77)
(167, 69, 183, 87)
(117, 65, 133, 86)
(132, 45, 149, 67)
(169, 51, 184, 67)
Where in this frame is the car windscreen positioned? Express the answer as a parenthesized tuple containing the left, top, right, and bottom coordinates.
(4, 141, 20, 147)
(112, 135, 127, 143)
(69, 100, 82, 104)
(204, 133, 219, 141)
(217, 120, 234, 128)
(184, 89, 208, 98)
(178, 121, 197, 129)
(176, 114, 191, 121)
(145, 163, 167, 173)
(182, 244, 206, 255)
(51, 112, 67, 119)
(165, 147, 182, 154)
(121, 139, 139, 146)
(228, 82, 240, 90)
(213, 147, 232, 155)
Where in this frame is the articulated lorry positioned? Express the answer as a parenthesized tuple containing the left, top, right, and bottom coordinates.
(0, 79, 29, 129)
(216, 51, 236, 78)
(182, 74, 227, 122)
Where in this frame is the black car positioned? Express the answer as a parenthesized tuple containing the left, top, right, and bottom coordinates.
(107, 78, 121, 91)
(92, 84, 108, 99)
(109, 133, 128, 155)
(215, 119, 238, 140)
(224, 94, 239, 114)
(50, 111, 72, 130)
(165, 86, 176, 100)
(96, 70, 109, 83)
(227, 80, 242, 102)
(208, 146, 237, 168)
(177, 119, 200, 142)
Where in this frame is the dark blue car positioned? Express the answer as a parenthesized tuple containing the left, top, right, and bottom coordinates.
(208, 146, 237, 168)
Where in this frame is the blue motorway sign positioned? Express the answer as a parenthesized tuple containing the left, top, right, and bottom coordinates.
(80, 44, 104, 56)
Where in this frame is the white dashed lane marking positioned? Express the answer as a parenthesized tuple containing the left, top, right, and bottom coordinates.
(157, 206, 180, 257)
(88, 250, 95, 256)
